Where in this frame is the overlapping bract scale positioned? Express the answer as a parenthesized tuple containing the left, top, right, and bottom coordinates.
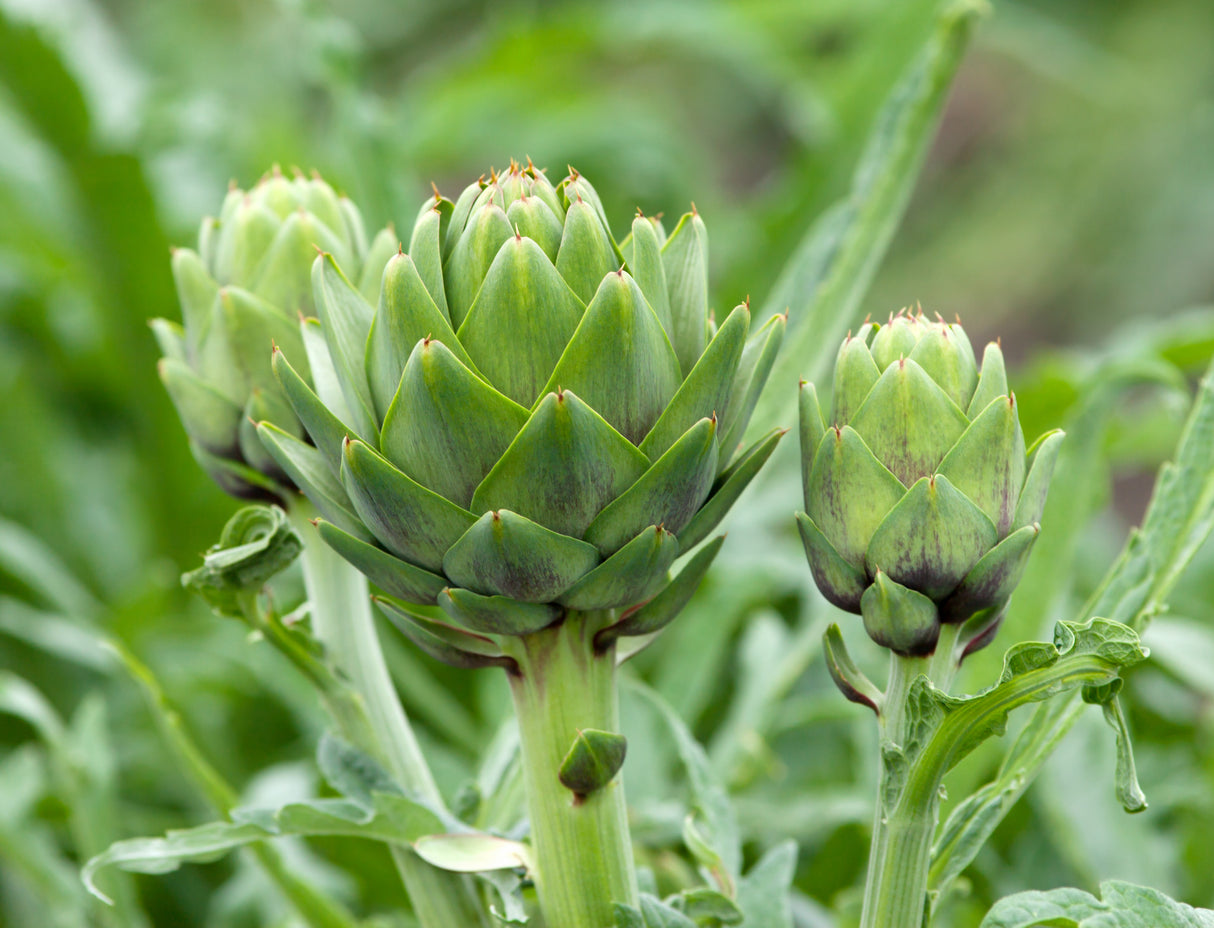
(262, 161, 786, 662)
(797, 310, 1063, 657)
(156, 167, 396, 500)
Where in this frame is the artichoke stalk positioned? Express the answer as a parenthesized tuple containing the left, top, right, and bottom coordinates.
(260, 160, 786, 928)
(797, 310, 1063, 663)
(799, 311, 1065, 928)
(153, 166, 397, 500)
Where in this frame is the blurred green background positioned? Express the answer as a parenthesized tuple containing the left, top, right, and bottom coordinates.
(1, 0, 1212, 926)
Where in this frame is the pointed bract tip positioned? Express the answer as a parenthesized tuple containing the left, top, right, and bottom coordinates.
(271, 163, 283, 177)
(309, 518, 320, 527)
(690, 201, 698, 216)
(615, 265, 626, 277)
(228, 178, 239, 191)
(290, 165, 304, 178)
(431, 181, 441, 200)
(491, 511, 502, 522)
(312, 243, 325, 256)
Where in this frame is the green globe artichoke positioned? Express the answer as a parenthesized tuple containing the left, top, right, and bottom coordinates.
(153, 167, 397, 500)
(797, 311, 1063, 657)
(258, 161, 786, 659)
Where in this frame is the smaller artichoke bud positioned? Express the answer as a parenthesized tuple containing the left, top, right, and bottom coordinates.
(153, 167, 396, 500)
(798, 309, 1063, 658)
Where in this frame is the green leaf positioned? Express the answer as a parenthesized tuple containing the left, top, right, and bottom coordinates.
(471, 390, 650, 538)
(751, 0, 982, 434)
(541, 269, 682, 444)
(221, 285, 309, 396)
(849, 358, 970, 486)
(158, 358, 243, 455)
(456, 235, 587, 406)
(661, 211, 710, 377)
(413, 834, 531, 874)
(505, 194, 563, 261)
(341, 438, 476, 573)
(365, 251, 474, 420)
(252, 211, 348, 317)
(408, 201, 451, 319)
(558, 729, 628, 795)
(257, 423, 371, 540)
(796, 512, 867, 612)
(584, 417, 719, 556)
(171, 247, 220, 345)
(316, 732, 400, 810)
(895, 619, 1147, 830)
(861, 570, 940, 657)
(938, 394, 1027, 536)
(627, 214, 673, 335)
(356, 226, 399, 303)
(443, 201, 513, 328)
(596, 536, 724, 648)
(822, 624, 881, 713)
(797, 381, 826, 480)
(273, 345, 353, 478)
(866, 474, 997, 600)
(380, 338, 529, 509)
(375, 597, 517, 671)
(630, 681, 741, 881)
(559, 525, 679, 611)
(555, 197, 618, 304)
(316, 520, 447, 605)
(443, 509, 600, 602)
(978, 880, 1214, 928)
(830, 324, 880, 424)
(672, 887, 743, 924)
(437, 587, 562, 636)
(719, 310, 786, 462)
(735, 841, 798, 928)
(83, 792, 449, 904)
(968, 341, 1009, 417)
(907, 320, 979, 409)
(678, 427, 784, 551)
(312, 253, 379, 442)
(804, 424, 906, 565)
(1013, 429, 1065, 531)
(939, 524, 1039, 625)
(641, 304, 749, 461)
(182, 505, 302, 615)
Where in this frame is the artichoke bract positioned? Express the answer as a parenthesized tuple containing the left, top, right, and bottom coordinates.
(153, 167, 397, 500)
(798, 311, 1063, 657)
(259, 161, 786, 657)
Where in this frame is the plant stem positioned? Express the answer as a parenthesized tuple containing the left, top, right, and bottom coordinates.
(859, 624, 961, 928)
(286, 502, 489, 928)
(504, 612, 639, 928)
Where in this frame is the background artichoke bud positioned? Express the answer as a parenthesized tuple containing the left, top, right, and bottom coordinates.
(798, 310, 1063, 657)
(260, 160, 786, 662)
(154, 167, 396, 500)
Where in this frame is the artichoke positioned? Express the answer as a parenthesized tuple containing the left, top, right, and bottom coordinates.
(153, 167, 397, 500)
(797, 311, 1063, 657)
(257, 161, 786, 657)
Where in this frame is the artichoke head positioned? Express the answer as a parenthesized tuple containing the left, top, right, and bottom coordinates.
(153, 167, 397, 500)
(798, 311, 1063, 657)
(259, 161, 786, 662)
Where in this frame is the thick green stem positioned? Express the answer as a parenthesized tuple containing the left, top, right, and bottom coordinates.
(505, 613, 638, 928)
(286, 502, 489, 928)
(859, 625, 960, 928)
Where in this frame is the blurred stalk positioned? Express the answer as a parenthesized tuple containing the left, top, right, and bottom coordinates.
(287, 501, 491, 928)
(111, 643, 362, 928)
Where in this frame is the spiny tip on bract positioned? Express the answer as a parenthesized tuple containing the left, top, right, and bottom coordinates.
(431, 181, 441, 200)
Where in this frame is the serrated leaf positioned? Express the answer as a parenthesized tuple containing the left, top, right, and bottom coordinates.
(978, 880, 1214, 928)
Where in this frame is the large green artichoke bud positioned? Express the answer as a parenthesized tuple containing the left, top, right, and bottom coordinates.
(258, 161, 786, 658)
(153, 167, 397, 500)
(797, 311, 1063, 657)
